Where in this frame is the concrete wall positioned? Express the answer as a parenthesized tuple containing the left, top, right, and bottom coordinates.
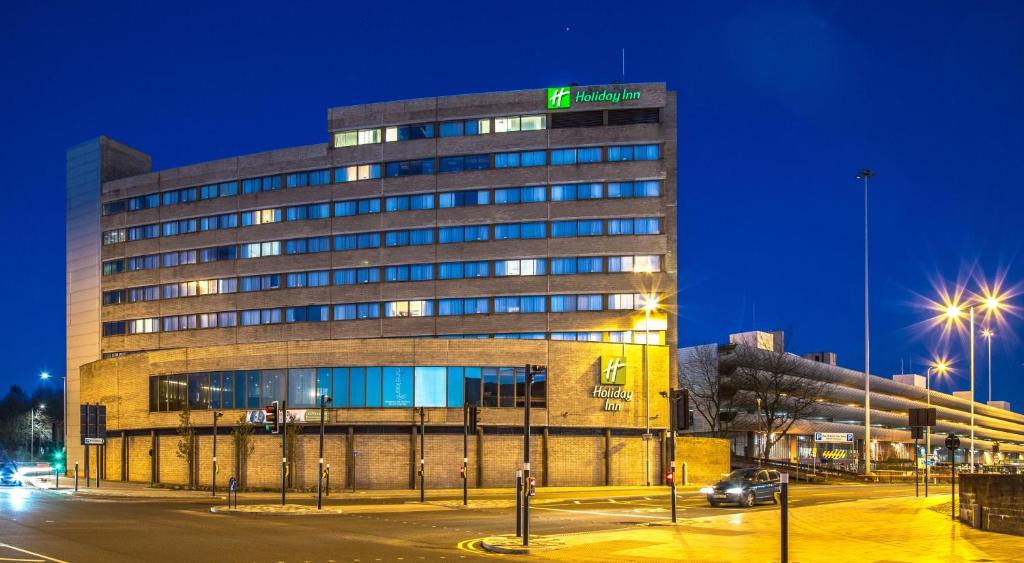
(959, 474, 1024, 535)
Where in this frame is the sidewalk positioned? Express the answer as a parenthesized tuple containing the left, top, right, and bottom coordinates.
(527, 494, 1024, 562)
(28, 475, 698, 505)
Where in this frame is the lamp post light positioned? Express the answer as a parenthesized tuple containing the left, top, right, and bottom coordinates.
(856, 168, 874, 475)
(981, 329, 993, 403)
(39, 372, 65, 452)
(943, 295, 1002, 472)
(925, 361, 949, 496)
(641, 295, 658, 487)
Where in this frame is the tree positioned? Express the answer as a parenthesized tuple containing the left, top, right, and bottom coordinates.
(725, 346, 834, 460)
(681, 345, 735, 435)
(231, 413, 255, 489)
(176, 403, 197, 488)
(285, 412, 300, 488)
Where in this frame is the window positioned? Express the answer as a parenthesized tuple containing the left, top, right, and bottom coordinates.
(521, 115, 546, 131)
(333, 234, 356, 251)
(356, 267, 380, 284)
(382, 367, 413, 407)
(438, 227, 463, 244)
(466, 118, 490, 135)
(241, 208, 281, 226)
(494, 296, 545, 313)
(333, 128, 381, 147)
(385, 123, 434, 142)
(577, 256, 603, 273)
(550, 221, 576, 238)
(240, 241, 281, 258)
(608, 144, 660, 161)
(495, 186, 545, 204)
(385, 300, 433, 317)
(385, 158, 435, 177)
(438, 262, 464, 280)
(464, 225, 489, 241)
(286, 169, 330, 188)
(410, 264, 433, 281)
(608, 293, 643, 310)
(439, 121, 464, 137)
(409, 228, 434, 245)
(334, 164, 381, 183)
(102, 229, 126, 245)
(286, 272, 307, 288)
(494, 116, 520, 133)
(494, 259, 545, 276)
(633, 218, 661, 235)
(608, 219, 634, 235)
(550, 148, 577, 166)
(438, 154, 490, 173)
(439, 190, 490, 208)
(357, 233, 380, 248)
(103, 200, 126, 215)
(102, 289, 125, 305)
(578, 147, 602, 163)
(414, 367, 446, 407)
(635, 180, 660, 197)
(385, 265, 410, 282)
(577, 294, 603, 311)
(608, 255, 661, 273)
(550, 258, 576, 275)
(550, 295, 575, 312)
(385, 194, 434, 212)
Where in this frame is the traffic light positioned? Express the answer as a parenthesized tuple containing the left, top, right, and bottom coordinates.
(51, 448, 65, 473)
(460, 465, 466, 479)
(665, 470, 674, 485)
(467, 405, 479, 434)
(672, 389, 690, 431)
(264, 401, 280, 434)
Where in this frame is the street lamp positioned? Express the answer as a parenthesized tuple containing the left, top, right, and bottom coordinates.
(925, 360, 949, 495)
(30, 404, 45, 462)
(856, 168, 874, 475)
(943, 294, 1002, 472)
(641, 294, 659, 487)
(981, 328, 993, 403)
(39, 372, 66, 452)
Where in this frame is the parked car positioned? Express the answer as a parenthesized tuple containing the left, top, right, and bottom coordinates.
(701, 468, 781, 507)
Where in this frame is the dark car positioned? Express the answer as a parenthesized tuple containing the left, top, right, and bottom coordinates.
(702, 468, 781, 507)
(0, 459, 20, 486)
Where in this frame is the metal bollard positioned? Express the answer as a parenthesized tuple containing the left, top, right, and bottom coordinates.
(74, 462, 79, 492)
(325, 464, 330, 496)
(780, 473, 789, 563)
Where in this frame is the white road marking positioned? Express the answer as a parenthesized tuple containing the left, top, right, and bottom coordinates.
(0, 544, 66, 563)
(532, 506, 666, 520)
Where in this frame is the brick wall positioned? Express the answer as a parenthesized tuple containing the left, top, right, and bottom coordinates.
(959, 474, 1024, 535)
(675, 436, 730, 485)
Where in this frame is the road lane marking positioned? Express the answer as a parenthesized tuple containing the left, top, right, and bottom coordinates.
(0, 545, 66, 563)
(532, 506, 666, 519)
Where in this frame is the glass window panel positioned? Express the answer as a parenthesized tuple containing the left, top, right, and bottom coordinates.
(246, 371, 261, 408)
(414, 367, 446, 407)
(382, 367, 413, 407)
(447, 367, 464, 407)
(288, 368, 317, 407)
(349, 368, 366, 407)
(464, 367, 482, 407)
(261, 370, 285, 404)
(365, 367, 382, 407)
(332, 368, 349, 408)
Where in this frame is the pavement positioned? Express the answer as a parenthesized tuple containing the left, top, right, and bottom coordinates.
(4, 480, 1023, 562)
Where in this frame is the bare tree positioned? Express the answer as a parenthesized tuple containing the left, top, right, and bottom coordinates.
(681, 345, 734, 435)
(726, 346, 834, 460)
(176, 404, 197, 488)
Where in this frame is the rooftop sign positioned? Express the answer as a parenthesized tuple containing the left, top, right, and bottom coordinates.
(547, 86, 641, 110)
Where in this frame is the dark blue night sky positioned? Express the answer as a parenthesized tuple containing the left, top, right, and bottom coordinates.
(3, 1, 1023, 407)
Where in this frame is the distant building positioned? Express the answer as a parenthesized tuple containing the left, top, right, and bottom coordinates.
(681, 331, 1023, 466)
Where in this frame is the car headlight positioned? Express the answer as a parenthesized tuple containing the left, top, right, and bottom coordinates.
(700, 487, 714, 495)
(726, 487, 744, 495)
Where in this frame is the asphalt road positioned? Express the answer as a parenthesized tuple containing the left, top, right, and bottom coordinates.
(0, 483, 919, 562)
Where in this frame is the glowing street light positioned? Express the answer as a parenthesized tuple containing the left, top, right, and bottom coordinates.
(856, 168, 875, 475)
(934, 290, 1004, 472)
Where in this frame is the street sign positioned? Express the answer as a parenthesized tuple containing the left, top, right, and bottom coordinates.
(814, 432, 855, 443)
(83, 437, 105, 445)
(80, 404, 107, 445)
(945, 434, 961, 450)
(908, 408, 937, 427)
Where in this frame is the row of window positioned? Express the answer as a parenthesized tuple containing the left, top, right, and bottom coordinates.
(101, 181, 663, 245)
(150, 365, 547, 413)
(101, 254, 662, 305)
(100, 218, 662, 275)
(101, 144, 661, 216)
(332, 114, 547, 148)
(101, 292, 661, 336)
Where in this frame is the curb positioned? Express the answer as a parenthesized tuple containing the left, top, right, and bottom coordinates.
(480, 536, 564, 555)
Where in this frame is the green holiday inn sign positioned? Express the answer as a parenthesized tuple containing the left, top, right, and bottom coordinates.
(546, 86, 641, 109)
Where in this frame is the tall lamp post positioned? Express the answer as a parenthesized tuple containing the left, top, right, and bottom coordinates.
(856, 169, 874, 475)
(641, 295, 659, 487)
(39, 372, 65, 450)
(943, 295, 1002, 472)
(925, 361, 949, 496)
(981, 329, 993, 403)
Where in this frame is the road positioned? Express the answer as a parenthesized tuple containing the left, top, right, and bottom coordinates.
(0, 483, 919, 562)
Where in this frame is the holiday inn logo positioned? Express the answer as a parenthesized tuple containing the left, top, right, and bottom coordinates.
(600, 356, 628, 385)
(547, 87, 571, 109)
(546, 86, 642, 110)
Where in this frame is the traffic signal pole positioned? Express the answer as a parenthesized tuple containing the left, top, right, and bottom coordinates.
(419, 408, 425, 503)
(462, 403, 469, 506)
(281, 399, 287, 506)
(522, 365, 539, 547)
